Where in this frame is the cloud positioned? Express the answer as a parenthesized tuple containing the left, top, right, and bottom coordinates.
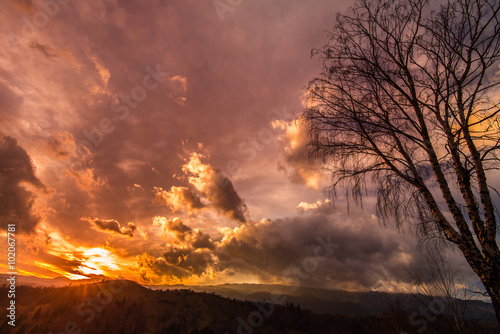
(214, 204, 417, 291)
(29, 41, 56, 59)
(44, 132, 107, 194)
(135, 217, 216, 282)
(163, 247, 213, 276)
(84, 217, 138, 238)
(181, 152, 248, 222)
(0, 134, 46, 233)
(66, 167, 107, 194)
(135, 252, 192, 283)
(5, 0, 34, 14)
(296, 199, 332, 213)
(45, 131, 75, 159)
(35, 253, 87, 278)
(273, 119, 323, 189)
(128, 184, 143, 191)
(144, 204, 425, 291)
(89, 53, 111, 86)
(154, 186, 205, 214)
(1, 0, 460, 291)
(152, 216, 214, 250)
(168, 75, 188, 105)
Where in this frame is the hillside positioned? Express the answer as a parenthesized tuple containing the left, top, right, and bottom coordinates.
(146, 283, 497, 323)
(1, 280, 499, 333)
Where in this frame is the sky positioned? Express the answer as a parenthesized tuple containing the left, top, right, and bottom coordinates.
(0, 0, 480, 292)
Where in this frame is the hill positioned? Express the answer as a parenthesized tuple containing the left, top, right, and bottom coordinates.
(145, 283, 497, 323)
(0, 280, 498, 333)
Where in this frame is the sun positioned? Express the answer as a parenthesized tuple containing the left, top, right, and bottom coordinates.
(79, 247, 121, 276)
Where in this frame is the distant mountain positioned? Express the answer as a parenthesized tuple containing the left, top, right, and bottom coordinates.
(1, 280, 498, 334)
(0, 273, 100, 286)
(145, 283, 497, 324)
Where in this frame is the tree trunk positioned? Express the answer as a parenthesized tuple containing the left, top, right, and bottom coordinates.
(483, 270, 500, 324)
(466, 253, 500, 324)
(454, 239, 500, 324)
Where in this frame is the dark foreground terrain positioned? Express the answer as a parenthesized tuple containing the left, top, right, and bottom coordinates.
(0, 280, 498, 334)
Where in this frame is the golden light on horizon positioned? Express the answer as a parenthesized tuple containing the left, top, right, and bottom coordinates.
(33, 261, 89, 280)
(28, 239, 127, 280)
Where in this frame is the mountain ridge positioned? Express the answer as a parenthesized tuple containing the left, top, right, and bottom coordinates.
(1, 279, 497, 333)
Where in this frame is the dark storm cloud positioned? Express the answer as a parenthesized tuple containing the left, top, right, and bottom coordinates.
(0, 134, 46, 233)
(181, 152, 248, 222)
(207, 170, 248, 223)
(165, 217, 192, 236)
(147, 202, 431, 290)
(215, 201, 418, 290)
(153, 217, 215, 250)
(191, 232, 214, 250)
(163, 247, 213, 276)
(84, 217, 137, 238)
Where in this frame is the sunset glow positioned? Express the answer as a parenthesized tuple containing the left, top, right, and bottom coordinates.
(0, 0, 495, 293)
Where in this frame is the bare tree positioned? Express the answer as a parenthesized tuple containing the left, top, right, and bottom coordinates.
(408, 246, 491, 332)
(303, 0, 500, 323)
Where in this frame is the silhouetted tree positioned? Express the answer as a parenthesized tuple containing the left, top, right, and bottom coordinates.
(303, 0, 500, 322)
(408, 246, 491, 332)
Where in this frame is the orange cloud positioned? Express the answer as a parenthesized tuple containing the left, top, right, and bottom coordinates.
(272, 119, 323, 189)
(181, 152, 248, 222)
(168, 75, 188, 105)
(43, 132, 107, 194)
(154, 186, 205, 214)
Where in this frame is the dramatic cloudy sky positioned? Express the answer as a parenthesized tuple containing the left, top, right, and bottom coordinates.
(0, 0, 480, 291)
